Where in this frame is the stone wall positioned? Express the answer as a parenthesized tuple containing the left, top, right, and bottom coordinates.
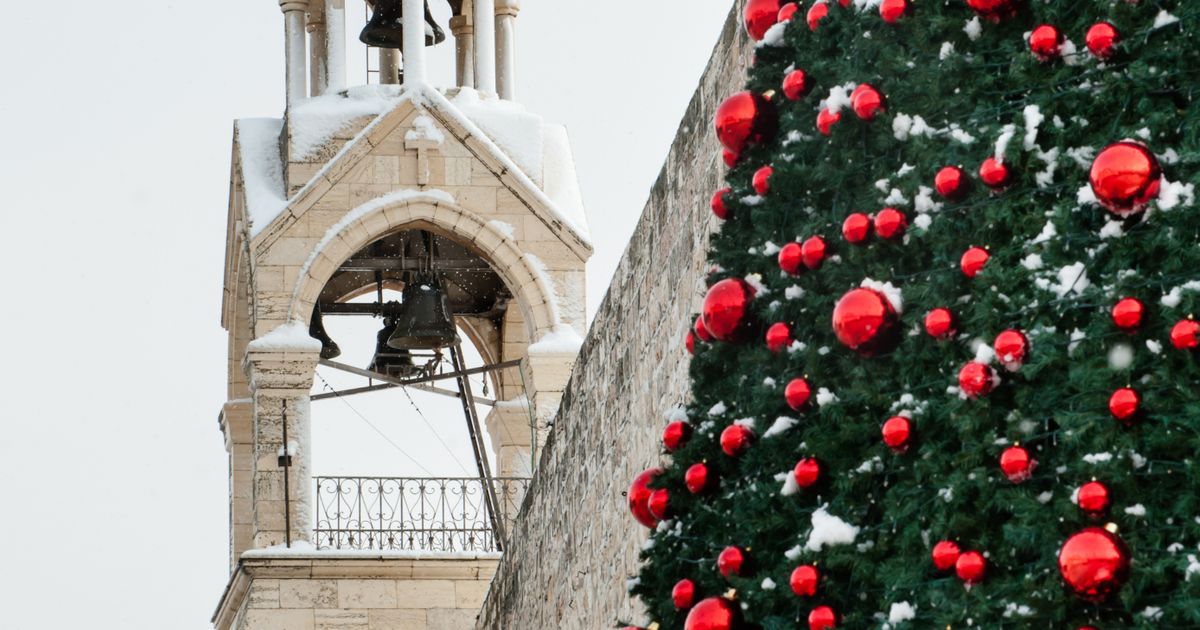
(475, 4, 752, 628)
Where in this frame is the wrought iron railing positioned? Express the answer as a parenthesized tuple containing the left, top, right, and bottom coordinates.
(313, 476, 531, 552)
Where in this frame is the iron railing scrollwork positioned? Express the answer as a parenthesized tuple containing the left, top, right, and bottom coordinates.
(313, 476, 530, 552)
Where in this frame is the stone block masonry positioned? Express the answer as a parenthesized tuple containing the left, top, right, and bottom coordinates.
(475, 4, 751, 628)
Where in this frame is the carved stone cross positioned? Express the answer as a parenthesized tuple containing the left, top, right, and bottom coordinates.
(404, 113, 445, 187)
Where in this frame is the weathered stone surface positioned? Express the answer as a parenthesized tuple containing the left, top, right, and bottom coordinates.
(475, 4, 750, 628)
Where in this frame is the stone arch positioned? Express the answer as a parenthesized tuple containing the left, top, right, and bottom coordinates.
(287, 192, 560, 346)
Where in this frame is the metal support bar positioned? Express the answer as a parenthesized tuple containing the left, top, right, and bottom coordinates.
(312, 381, 496, 405)
(338, 257, 494, 272)
(449, 344, 506, 548)
(319, 358, 520, 387)
(281, 400, 292, 548)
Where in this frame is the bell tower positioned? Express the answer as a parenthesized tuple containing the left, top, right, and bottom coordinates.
(214, 1, 590, 627)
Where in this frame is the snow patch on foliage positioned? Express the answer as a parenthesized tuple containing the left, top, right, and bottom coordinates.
(1003, 603, 1034, 618)
(861, 278, 904, 313)
(1022, 105, 1044, 151)
(1021, 254, 1044, 271)
(964, 17, 982, 41)
(1099, 220, 1124, 239)
(744, 273, 770, 296)
(1157, 178, 1196, 210)
(1031, 220, 1057, 245)
(886, 601, 916, 625)
(1108, 343, 1134, 370)
(821, 83, 858, 114)
(1153, 11, 1180, 29)
(1083, 452, 1114, 464)
(1037, 262, 1090, 298)
(764, 416, 799, 438)
(939, 42, 956, 60)
(994, 124, 1017, 161)
(758, 21, 788, 47)
(777, 471, 800, 496)
(804, 507, 861, 551)
(786, 285, 806, 300)
(707, 402, 727, 417)
(1125, 504, 1147, 517)
(1161, 281, 1200, 308)
(816, 388, 839, 406)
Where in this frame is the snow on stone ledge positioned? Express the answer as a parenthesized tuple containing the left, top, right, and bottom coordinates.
(243, 540, 502, 561)
(289, 84, 406, 160)
(247, 321, 323, 353)
(528, 324, 584, 355)
(451, 88, 544, 185)
(236, 118, 287, 238)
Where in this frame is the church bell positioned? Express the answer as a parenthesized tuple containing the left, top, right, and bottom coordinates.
(387, 274, 460, 350)
(368, 315, 418, 377)
(308, 307, 342, 360)
(360, 0, 447, 49)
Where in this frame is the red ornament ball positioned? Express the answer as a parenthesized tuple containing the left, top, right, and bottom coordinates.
(956, 550, 987, 584)
(702, 279, 755, 342)
(785, 377, 813, 410)
(1090, 141, 1162, 216)
(753, 165, 773, 196)
(1171, 319, 1200, 350)
(793, 457, 824, 488)
(935, 165, 969, 200)
(882, 416, 913, 453)
(924, 308, 957, 339)
(931, 540, 962, 572)
(715, 91, 777, 156)
(1029, 24, 1063, 60)
(979, 157, 1012, 189)
(961, 246, 990, 278)
(873, 208, 907, 240)
(1108, 387, 1141, 424)
(648, 488, 670, 520)
(958, 361, 997, 398)
(816, 107, 841, 136)
(879, 0, 909, 23)
(663, 421, 693, 452)
(993, 329, 1029, 372)
(694, 316, 713, 343)
(842, 213, 872, 244)
(1000, 445, 1036, 483)
(790, 564, 820, 596)
(711, 187, 731, 220)
(966, 0, 1018, 20)
(778, 2, 800, 23)
(783, 69, 810, 100)
(808, 606, 838, 630)
(1058, 527, 1131, 603)
(806, 2, 829, 31)
(1077, 480, 1112, 518)
(721, 424, 755, 457)
(723, 149, 739, 168)
(744, 0, 783, 41)
(717, 546, 748, 578)
(801, 236, 828, 270)
(628, 468, 663, 528)
(1111, 298, 1145, 333)
(766, 322, 794, 353)
(832, 288, 900, 355)
(850, 84, 886, 120)
(685, 462, 714, 494)
(779, 242, 804, 275)
(1086, 22, 1120, 59)
(684, 596, 742, 630)
(686, 330, 696, 355)
(672, 578, 697, 610)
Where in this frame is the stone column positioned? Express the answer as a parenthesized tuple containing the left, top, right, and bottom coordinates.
(324, 0, 347, 93)
(485, 403, 534, 525)
(307, 3, 328, 96)
(495, 0, 519, 100)
(379, 49, 400, 84)
(221, 400, 254, 569)
(402, 0, 426, 85)
(522, 348, 577, 449)
(449, 12, 475, 88)
(245, 342, 319, 549)
(473, 0, 497, 94)
(279, 1, 309, 104)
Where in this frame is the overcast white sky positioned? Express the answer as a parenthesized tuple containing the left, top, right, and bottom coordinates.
(0, 2, 731, 627)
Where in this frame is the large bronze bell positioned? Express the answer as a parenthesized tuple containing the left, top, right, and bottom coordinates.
(308, 306, 342, 360)
(360, 0, 447, 49)
(369, 315, 419, 377)
(387, 274, 460, 350)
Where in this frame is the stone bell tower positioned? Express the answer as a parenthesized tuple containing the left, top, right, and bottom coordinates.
(213, 1, 590, 627)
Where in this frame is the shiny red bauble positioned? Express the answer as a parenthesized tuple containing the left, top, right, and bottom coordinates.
(778, 2, 800, 23)
(961, 246, 990, 278)
(717, 546, 748, 578)
(686, 331, 696, 355)
(684, 596, 742, 630)
(882, 416, 913, 453)
(779, 242, 804, 275)
(873, 208, 907, 240)
(956, 550, 987, 584)
(711, 187, 731, 220)
(648, 488, 670, 520)
(808, 605, 838, 630)
(832, 288, 900, 355)
(715, 91, 777, 156)
(816, 107, 841, 136)
(672, 578, 697, 610)
(1111, 298, 1144, 333)
(842, 213, 872, 244)
(879, 0, 909, 23)
(935, 165, 969, 200)
(790, 564, 820, 596)
(958, 361, 997, 398)
(783, 69, 810, 100)
(628, 468, 663, 528)
(1077, 480, 1112, 518)
(1172, 319, 1200, 350)
(685, 462, 714, 494)
(721, 424, 755, 457)
(744, 0, 783, 41)
(1000, 445, 1036, 483)
(966, 0, 1018, 20)
(694, 316, 713, 343)
(1090, 141, 1162, 216)
(924, 308, 957, 339)
(786, 377, 813, 410)
(979, 157, 1012, 188)
(766, 322, 794, 353)
(702, 279, 755, 341)
(931, 540, 962, 571)
(1086, 22, 1119, 59)
(801, 236, 828, 269)
(753, 165, 773, 196)
(1029, 24, 1063, 60)
(1058, 527, 1131, 603)
(850, 84, 886, 120)
(663, 421, 693, 452)
(1108, 387, 1141, 424)
(807, 2, 829, 31)
(993, 329, 1029, 371)
(723, 149, 739, 168)
(793, 457, 824, 488)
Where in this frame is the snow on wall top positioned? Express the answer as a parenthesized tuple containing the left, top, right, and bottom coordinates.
(236, 118, 287, 238)
(288, 84, 405, 160)
(247, 320, 323, 353)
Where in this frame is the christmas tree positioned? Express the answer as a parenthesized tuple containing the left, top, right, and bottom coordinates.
(629, 0, 1199, 628)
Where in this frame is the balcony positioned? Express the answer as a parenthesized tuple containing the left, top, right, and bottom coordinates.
(313, 476, 530, 553)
